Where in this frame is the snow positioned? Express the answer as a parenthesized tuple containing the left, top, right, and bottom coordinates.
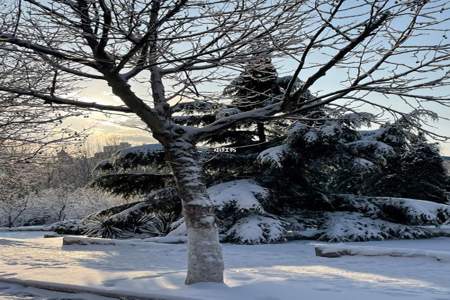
(359, 128, 386, 140)
(341, 112, 375, 127)
(352, 158, 375, 171)
(257, 145, 287, 168)
(333, 194, 450, 226)
(115, 144, 164, 157)
(314, 243, 450, 261)
(168, 218, 187, 237)
(0, 226, 48, 232)
(0, 188, 126, 228)
(372, 197, 450, 225)
(0, 281, 114, 300)
(319, 122, 341, 137)
(226, 216, 285, 244)
(346, 140, 394, 158)
(1, 232, 450, 300)
(207, 179, 268, 212)
(319, 212, 431, 242)
(215, 108, 241, 119)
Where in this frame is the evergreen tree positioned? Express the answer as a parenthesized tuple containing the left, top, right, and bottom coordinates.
(224, 53, 280, 143)
(372, 138, 448, 203)
(260, 110, 449, 210)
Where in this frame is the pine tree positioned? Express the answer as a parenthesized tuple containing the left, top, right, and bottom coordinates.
(224, 53, 280, 143)
(372, 137, 448, 203)
(260, 110, 450, 209)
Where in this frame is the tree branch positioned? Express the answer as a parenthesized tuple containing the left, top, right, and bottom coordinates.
(0, 86, 132, 113)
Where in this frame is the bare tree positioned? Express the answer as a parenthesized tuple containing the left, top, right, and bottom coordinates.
(0, 0, 449, 284)
(0, 155, 42, 227)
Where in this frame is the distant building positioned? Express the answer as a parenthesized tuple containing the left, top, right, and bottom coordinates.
(94, 142, 132, 160)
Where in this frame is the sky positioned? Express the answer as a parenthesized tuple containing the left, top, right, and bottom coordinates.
(61, 0, 450, 155)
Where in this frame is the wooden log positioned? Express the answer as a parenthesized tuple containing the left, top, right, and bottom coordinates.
(314, 244, 450, 261)
(315, 244, 450, 262)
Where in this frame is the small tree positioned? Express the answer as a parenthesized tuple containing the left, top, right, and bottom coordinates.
(1, 0, 449, 284)
(0, 161, 41, 227)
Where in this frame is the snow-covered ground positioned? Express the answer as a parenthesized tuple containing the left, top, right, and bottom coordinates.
(0, 281, 113, 300)
(0, 232, 450, 300)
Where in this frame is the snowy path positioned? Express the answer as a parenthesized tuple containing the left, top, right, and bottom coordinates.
(0, 232, 450, 300)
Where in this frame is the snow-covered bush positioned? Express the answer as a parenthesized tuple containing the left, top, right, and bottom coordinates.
(225, 215, 286, 244)
(207, 179, 268, 214)
(331, 194, 450, 226)
(257, 145, 287, 168)
(318, 212, 432, 242)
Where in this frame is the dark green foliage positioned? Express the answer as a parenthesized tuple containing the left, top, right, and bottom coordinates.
(260, 153, 331, 213)
(330, 194, 450, 226)
(84, 215, 123, 239)
(205, 130, 257, 147)
(172, 114, 216, 127)
(106, 145, 166, 170)
(130, 212, 178, 236)
(86, 201, 141, 219)
(82, 188, 182, 238)
(260, 111, 449, 212)
(142, 187, 182, 215)
(223, 53, 300, 144)
(371, 141, 448, 203)
(224, 54, 280, 111)
(92, 173, 172, 196)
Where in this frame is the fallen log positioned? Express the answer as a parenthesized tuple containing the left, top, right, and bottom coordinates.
(314, 243, 450, 261)
(62, 235, 187, 247)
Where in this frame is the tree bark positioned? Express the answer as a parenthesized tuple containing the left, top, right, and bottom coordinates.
(167, 136, 224, 284)
(256, 122, 266, 142)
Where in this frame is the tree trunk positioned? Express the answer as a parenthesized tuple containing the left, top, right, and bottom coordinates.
(167, 137, 224, 284)
(8, 215, 13, 228)
(257, 122, 266, 142)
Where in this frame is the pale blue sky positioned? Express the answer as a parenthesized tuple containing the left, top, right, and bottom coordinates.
(63, 0, 450, 154)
